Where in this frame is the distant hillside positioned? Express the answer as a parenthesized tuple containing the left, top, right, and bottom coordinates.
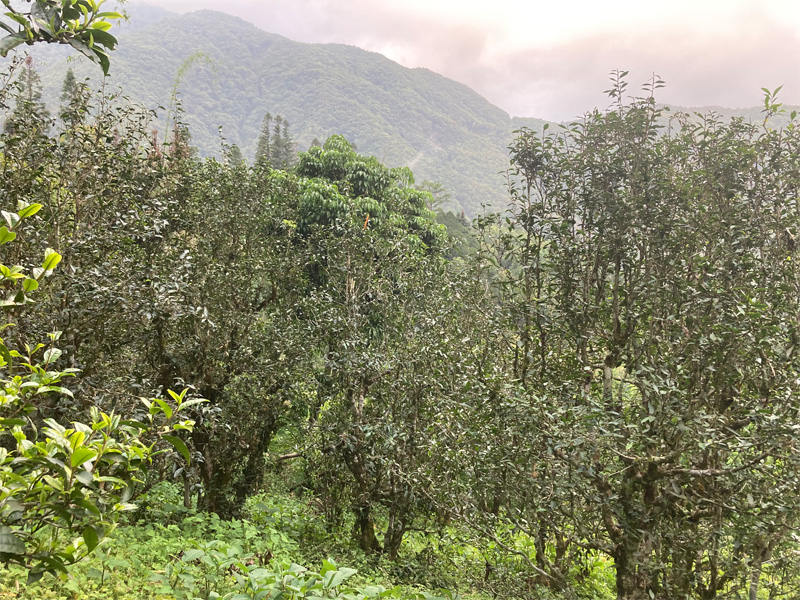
(12, 5, 798, 216)
(26, 7, 549, 215)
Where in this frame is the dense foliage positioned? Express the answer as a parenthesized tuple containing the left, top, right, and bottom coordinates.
(0, 61, 200, 582)
(454, 77, 800, 599)
(2, 29, 800, 600)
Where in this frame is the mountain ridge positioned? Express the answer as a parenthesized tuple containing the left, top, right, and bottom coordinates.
(21, 7, 548, 215)
(12, 5, 798, 216)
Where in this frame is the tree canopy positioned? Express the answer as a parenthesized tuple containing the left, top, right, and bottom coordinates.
(1, 32, 799, 599)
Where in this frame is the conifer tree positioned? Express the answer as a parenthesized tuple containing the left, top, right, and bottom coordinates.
(5, 56, 50, 134)
(255, 112, 296, 169)
(60, 68, 77, 104)
(272, 115, 285, 166)
(227, 143, 244, 165)
(255, 111, 272, 164)
(270, 115, 296, 169)
(279, 117, 296, 168)
(58, 68, 82, 126)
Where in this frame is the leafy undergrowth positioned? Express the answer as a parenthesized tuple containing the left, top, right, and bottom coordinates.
(0, 484, 474, 600)
(0, 482, 613, 599)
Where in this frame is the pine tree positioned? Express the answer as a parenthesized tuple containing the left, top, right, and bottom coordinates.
(18, 58, 49, 117)
(59, 68, 83, 126)
(255, 111, 296, 169)
(271, 115, 284, 166)
(271, 115, 296, 169)
(227, 144, 244, 165)
(279, 117, 296, 169)
(60, 68, 77, 104)
(255, 112, 272, 164)
(5, 56, 50, 134)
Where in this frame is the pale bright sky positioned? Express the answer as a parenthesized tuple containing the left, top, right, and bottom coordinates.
(150, 0, 800, 121)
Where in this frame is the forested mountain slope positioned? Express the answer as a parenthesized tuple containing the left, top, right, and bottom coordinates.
(29, 7, 547, 215)
(25, 6, 796, 216)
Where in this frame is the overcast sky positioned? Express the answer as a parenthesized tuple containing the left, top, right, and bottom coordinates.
(151, 0, 799, 121)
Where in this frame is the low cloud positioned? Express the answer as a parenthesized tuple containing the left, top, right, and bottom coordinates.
(484, 15, 800, 120)
(151, 0, 800, 121)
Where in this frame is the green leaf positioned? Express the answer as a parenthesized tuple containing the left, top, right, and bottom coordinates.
(1, 211, 19, 230)
(0, 33, 27, 57)
(0, 341, 11, 366)
(0, 526, 25, 555)
(325, 567, 357, 589)
(75, 470, 93, 486)
(42, 248, 62, 272)
(82, 28, 116, 49)
(36, 386, 74, 398)
(66, 36, 96, 60)
(5, 13, 29, 28)
(17, 203, 42, 219)
(42, 347, 62, 365)
(164, 435, 190, 465)
(321, 558, 338, 575)
(92, 46, 110, 75)
(22, 278, 39, 293)
(119, 420, 148, 431)
(174, 398, 207, 412)
(70, 446, 97, 468)
(42, 456, 67, 474)
(82, 525, 101, 552)
(167, 388, 187, 404)
(43, 418, 66, 436)
(73, 498, 101, 515)
(0, 227, 16, 245)
(153, 398, 173, 419)
(26, 570, 44, 585)
(69, 430, 87, 449)
(106, 558, 131, 569)
(182, 549, 205, 562)
(61, 4, 83, 21)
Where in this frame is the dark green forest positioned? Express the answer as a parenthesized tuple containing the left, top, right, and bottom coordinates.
(1, 3, 800, 600)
